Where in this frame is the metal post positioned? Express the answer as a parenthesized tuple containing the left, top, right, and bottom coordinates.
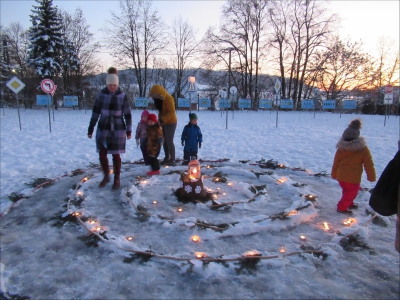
(228, 48, 232, 124)
(52, 95, 55, 122)
(1, 87, 5, 116)
(197, 94, 199, 111)
(47, 93, 52, 132)
(189, 93, 192, 114)
(275, 94, 279, 127)
(16, 93, 21, 131)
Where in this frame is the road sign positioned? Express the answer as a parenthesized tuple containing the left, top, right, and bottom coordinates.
(384, 93, 393, 104)
(274, 79, 281, 93)
(385, 85, 393, 94)
(41, 79, 57, 95)
(6, 76, 25, 94)
(230, 86, 237, 94)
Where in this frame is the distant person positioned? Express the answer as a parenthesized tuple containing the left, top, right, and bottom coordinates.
(87, 67, 132, 189)
(369, 140, 400, 252)
(331, 118, 376, 215)
(181, 113, 202, 165)
(148, 84, 177, 166)
(135, 109, 150, 165)
(146, 114, 164, 176)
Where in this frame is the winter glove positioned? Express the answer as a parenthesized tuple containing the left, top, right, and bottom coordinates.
(181, 141, 184, 146)
(136, 139, 140, 148)
(126, 131, 132, 139)
(159, 118, 164, 125)
(198, 142, 202, 149)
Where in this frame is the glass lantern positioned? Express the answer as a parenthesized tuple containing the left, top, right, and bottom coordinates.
(188, 159, 201, 180)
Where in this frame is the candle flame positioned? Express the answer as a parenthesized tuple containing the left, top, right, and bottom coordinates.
(126, 236, 133, 241)
(228, 182, 232, 186)
(322, 222, 330, 231)
(343, 218, 355, 226)
(288, 210, 298, 216)
(280, 246, 286, 253)
(191, 236, 200, 242)
(195, 252, 206, 259)
(300, 235, 306, 240)
(277, 177, 287, 183)
(88, 220, 96, 224)
(177, 207, 183, 212)
(152, 200, 157, 204)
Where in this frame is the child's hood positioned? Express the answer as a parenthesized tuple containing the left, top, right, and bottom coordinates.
(336, 137, 366, 151)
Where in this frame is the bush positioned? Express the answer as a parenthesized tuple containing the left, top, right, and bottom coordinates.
(360, 100, 375, 114)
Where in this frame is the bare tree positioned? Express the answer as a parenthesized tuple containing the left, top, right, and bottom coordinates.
(369, 36, 400, 89)
(59, 8, 100, 102)
(289, 0, 336, 108)
(2, 22, 37, 107)
(168, 16, 201, 98)
(309, 37, 373, 102)
(201, 0, 270, 108)
(103, 0, 165, 97)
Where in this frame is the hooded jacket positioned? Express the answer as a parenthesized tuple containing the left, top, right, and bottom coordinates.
(331, 137, 376, 184)
(148, 85, 177, 125)
(135, 110, 149, 140)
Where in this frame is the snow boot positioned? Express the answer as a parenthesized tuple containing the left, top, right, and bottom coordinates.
(337, 209, 353, 215)
(99, 157, 110, 188)
(146, 170, 160, 176)
(112, 156, 121, 189)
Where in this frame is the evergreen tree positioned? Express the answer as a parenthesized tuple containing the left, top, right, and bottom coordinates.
(27, 0, 64, 78)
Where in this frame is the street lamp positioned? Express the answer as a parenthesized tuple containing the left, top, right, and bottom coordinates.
(188, 76, 196, 113)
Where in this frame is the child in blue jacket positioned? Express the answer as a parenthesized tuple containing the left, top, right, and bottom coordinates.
(181, 113, 202, 165)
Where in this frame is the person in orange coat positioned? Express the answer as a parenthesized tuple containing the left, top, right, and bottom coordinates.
(331, 118, 376, 215)
(148, 84, 178, 166)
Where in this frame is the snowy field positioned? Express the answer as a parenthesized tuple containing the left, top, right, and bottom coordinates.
(0, 108, 399, 299)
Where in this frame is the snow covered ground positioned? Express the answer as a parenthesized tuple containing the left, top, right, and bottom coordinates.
(0, 108, 399, 299)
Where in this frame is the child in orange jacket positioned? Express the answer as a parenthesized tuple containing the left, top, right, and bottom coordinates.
(331, 119, 376, 215)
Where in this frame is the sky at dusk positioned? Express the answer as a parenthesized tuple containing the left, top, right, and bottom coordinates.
(1, 0, 399, 70)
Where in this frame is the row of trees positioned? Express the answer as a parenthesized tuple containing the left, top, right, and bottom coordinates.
(1, 0, 399, 110)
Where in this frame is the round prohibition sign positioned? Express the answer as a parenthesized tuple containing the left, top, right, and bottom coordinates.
(385, 84, 393, 94)
(41, 79, 56, 94)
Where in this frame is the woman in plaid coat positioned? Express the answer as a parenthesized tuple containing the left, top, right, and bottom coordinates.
(87, 67, 132, 189)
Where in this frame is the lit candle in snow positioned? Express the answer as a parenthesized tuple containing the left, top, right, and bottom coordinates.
(191, 236, 200, 242)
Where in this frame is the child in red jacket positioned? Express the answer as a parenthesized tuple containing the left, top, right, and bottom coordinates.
(146, 114, 163, 176)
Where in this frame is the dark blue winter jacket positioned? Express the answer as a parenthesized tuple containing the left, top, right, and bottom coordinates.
(181, 123, 202, 152)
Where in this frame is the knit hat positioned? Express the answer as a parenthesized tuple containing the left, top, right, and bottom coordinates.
(106, 74, 119, 86)
(342, 118, 362, 141)
(140, 110, 150, 123)
(106, 67, 119, 86)
(189, 113, 198, 121)
(148, 114, 158, 123)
